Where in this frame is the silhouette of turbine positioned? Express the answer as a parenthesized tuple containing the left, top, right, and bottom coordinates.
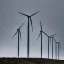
(18, 11, 39, 58)
(40, 30, 51, 59)
(50, 34, 56, 59)
(56, 42, 60, 60)
(53, 38, 58, 60)
(37, 21, 43, 58)
(12, 23, 24, 58)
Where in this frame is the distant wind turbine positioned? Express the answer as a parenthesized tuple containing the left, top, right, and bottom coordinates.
(40, 30, 51, 59)
(18, 11, 39, 58)
(50, 34, 56, 59)
(56, 42, 60, 60)
(53, 38, 58, 60)
(37, 21, 43, 58)
(55, 42, 57, 60)
(12, 23, 24, 58)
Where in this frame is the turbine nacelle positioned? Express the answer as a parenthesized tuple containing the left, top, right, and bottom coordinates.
(51, 34, 56, 38)
(17, 29, 19, 30)
(40, 31, 42, 33)
(17, 29, 20, 32)
(27, 16, 31, 18)
(56, 42, 60, 45)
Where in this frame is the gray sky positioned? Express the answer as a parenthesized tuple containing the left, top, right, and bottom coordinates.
(0, 0, 64, 60)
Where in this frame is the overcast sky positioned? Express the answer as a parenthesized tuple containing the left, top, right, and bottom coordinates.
(0, 0, 64, 60)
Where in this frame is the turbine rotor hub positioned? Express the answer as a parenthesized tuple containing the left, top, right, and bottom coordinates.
(40, 31, 42, 32)
(28, 16, 31, 18)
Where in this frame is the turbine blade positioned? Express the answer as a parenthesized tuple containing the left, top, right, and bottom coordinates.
(40, 21, 43, 31)
(18, 12, 28, 16)
(19, 22, 25, 29)
(30, 18, 33, 32)
(53, 38, 56, 43)
(19, 31, 21, 40)
(30, 11, 39, 17)
(12, 31, 17, 38)
(42, 31, 48, 37)
(40, 21, 42, 28)
(37, 33, 41, 40)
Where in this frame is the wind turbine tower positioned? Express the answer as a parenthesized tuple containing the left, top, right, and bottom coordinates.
(12, 23, 24, 58)
(53, 38, 58, 60)
(37, 21, 43, 58)
(41, 30, 50, 59)
(18, 11, 39, 58)
(56, 42, 60, 60)
(50, 34, 56, 59)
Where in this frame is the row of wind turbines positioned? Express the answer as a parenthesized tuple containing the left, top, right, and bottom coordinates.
(12, 11, 60, 60)
(37, 21, 60, 60)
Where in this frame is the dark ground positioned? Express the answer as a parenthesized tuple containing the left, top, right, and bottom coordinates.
(0, 58, 64, 64)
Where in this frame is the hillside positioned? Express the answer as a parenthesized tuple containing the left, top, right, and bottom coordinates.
(0, 58, 64, 64)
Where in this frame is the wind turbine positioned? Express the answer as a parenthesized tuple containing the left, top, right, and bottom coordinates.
(53, 38, 58, 60)
(55, 41, 57, 60)
(18, 11, 39, 58)
(40, 30, 51, 59)
(53, 37, 60, 60)
(56, 42, 60, 60)
(40, 30, 56, 59)
(12, 23, 24, 58)
(50, 34, 56, 59)
(37, 21, 43, 58)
